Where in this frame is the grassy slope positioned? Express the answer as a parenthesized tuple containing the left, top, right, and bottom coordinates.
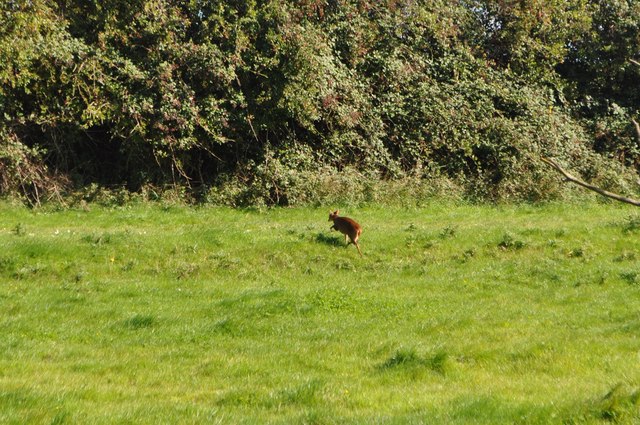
(0, 201, 639, 424)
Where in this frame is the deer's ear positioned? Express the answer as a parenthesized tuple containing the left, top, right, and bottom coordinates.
(334, 210, 339, 215)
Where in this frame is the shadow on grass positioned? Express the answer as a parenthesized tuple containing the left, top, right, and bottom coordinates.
(314, 232, 344, 247)
(378, 348, 449, 375)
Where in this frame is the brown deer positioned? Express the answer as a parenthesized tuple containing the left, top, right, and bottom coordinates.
(328, 210, 363, 257)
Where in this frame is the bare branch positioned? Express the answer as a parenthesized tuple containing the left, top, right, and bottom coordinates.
(633, 118, 640, 142)
(541, 157, 640, 206)
(631, 59, 640, 67)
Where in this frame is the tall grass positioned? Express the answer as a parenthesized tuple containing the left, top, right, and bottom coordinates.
(0, 201, 639, 423)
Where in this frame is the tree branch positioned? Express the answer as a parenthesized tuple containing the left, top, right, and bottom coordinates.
(632, 118, 640, 142)
(541, 157, 640, 206)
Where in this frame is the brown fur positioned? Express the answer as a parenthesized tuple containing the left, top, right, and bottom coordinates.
(328, 210, 363, 257)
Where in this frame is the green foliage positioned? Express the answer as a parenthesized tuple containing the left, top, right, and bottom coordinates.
(1, 1, 639, 205)
(467, 0, 592, 85)
(559, 0, 640, 172)
(497, 232, 526, 250)
(621, 215, 640, 234)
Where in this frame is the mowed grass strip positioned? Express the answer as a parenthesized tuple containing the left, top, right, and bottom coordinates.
(0, 202, 639, 424)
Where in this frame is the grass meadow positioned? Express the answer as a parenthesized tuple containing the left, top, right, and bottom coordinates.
(1, 201, 639, 424)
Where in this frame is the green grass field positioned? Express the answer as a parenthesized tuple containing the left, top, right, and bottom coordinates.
(1, 201, 639, 424)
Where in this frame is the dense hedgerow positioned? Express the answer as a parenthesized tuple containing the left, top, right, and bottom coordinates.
(1, 1, 639, 205)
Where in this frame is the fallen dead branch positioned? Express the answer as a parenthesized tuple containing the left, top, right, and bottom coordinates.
(541, 157, 640, 206)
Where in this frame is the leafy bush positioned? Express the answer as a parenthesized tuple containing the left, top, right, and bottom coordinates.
(1, 1, 638, 205)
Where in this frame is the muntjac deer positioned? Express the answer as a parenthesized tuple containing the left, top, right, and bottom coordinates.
(328, 210, 363, 257)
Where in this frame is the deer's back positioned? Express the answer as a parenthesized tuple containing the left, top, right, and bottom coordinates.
(333, 216, 362, 235)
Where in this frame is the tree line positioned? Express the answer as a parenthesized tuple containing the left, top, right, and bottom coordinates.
(1, 0, 639, 205)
